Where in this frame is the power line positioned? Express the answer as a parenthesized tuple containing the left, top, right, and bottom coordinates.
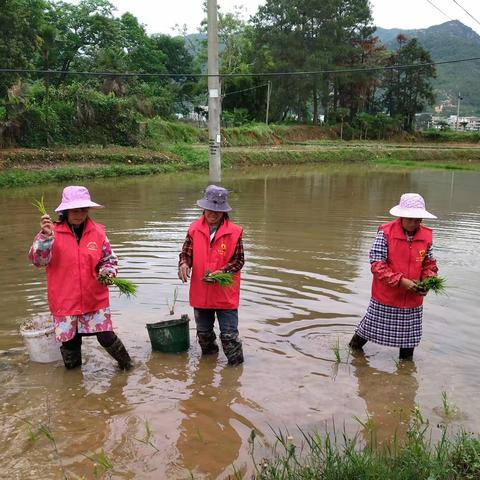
(452, 0, 480, 27)
(1, 56, 480, 78)
(425, 0, 454, 20)
(222, 83, 269, 97)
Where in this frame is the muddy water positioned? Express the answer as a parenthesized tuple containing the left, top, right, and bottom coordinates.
(0, 165, 479, 479)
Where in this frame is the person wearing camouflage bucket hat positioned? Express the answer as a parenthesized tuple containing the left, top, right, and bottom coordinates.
(178, 185, 245, 365)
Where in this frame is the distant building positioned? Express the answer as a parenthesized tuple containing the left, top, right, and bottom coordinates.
(448, 115, 480, 131)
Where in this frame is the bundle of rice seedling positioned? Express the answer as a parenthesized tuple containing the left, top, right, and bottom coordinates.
(203, 271, 234, 288)
(32, 196, 47, 216)
(99, 274, 138, 298)
(415, 276, 446, 294)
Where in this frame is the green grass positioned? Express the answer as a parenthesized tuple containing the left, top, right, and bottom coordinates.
(250, 426, 480, 480)
(420, 130, 480, 143)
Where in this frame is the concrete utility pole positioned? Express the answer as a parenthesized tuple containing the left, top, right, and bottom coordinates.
(207, 0, 221, 183)
(456, 92, 462, 131)
(265, 81, 271, 125)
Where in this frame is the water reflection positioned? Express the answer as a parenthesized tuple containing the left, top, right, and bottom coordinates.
(1, 356, 133, 479)
(352, 353, 418, 445)
(177, 359, 251, 479)
(1, 166, 480, 478)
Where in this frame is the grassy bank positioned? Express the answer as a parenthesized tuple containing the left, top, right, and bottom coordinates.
(251, 425, 480, 480)
(1, 143, 480, 188)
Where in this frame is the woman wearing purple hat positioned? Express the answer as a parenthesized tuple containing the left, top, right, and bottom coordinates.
(178, 185, 245, 365)
(28, 186, 132, 370)
(349, 193, 439, 360)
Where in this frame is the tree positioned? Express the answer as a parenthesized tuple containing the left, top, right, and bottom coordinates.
(382, 36, 436, 131)
(0, 0, 47, 97)
(251, 0, 377, 123)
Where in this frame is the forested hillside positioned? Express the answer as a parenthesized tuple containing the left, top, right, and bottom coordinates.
(376, 21, 480, 115)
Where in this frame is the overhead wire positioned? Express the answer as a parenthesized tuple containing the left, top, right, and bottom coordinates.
(452, 0, 480, 27)
(222, 83, 269, 97)
(425, 0, 454, 20)
(1, 55, 480, 79)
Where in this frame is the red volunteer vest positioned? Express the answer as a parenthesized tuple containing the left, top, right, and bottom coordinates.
(372, 218, 432, 308)
(189, 216, 243, 309)
(46, 219, 110, 316)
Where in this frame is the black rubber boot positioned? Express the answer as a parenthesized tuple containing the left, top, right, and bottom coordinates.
(60, 346, 82, 369)
(349, 333, 368, 350)
(104, 338, 133, 370)
(220, 333, 244, 366)
(399, 347, 414, 360)
(197, 331, 219, 355)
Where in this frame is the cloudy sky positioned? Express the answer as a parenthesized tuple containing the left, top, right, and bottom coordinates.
(107, 0, 480, 35)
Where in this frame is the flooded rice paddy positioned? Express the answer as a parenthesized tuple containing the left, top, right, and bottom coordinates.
(0, 164, 479, 479)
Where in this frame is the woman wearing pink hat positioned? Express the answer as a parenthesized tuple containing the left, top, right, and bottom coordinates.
(349, 193, 439, 360)
(28, 186, 132, 370)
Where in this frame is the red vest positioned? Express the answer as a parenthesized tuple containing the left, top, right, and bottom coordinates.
(372, 218, 432, 308)
(189, 216, 243, 309)
(46, 219, 110, 316)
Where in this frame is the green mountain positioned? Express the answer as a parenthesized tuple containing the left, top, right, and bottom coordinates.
(375, 21, 480, 115)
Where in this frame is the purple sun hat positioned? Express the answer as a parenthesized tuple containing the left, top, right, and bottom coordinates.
(389, 193, 437, 219)
(196, 185, 232, 212)
(55, 186, 104, 212)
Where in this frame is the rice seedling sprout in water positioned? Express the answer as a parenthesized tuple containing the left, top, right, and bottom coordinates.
(167, 287, 178, 315)
(416, 276, 447, 294)
(332, 338, 341, 363)
(441, 391, 457, 418)
(203, 271, 234, 288)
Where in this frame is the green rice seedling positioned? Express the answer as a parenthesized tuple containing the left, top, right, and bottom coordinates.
(112, 278, 137, 297)
(84, 450, 113, 478)
(167, 287, 178, 315)
(442, 391, 457, 418)
(203, 271, 234, 288)
(332, 338, 341, 363)
(133, 419, 159, 452)
(416, 276, 447, 294)
(99, 274, 137, 298)
(32, 196, 47, 216)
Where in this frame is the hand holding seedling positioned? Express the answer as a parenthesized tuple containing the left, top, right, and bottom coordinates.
(400, 277, 426, 295)
(98, 273, 114, 286)
(40, 214, 53, 236)
(178, 263, 191, 283)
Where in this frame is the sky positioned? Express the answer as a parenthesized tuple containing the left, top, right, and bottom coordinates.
(106, 0, 480, 36)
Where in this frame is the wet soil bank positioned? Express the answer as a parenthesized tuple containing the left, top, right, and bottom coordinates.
(1, 143, 480, 187)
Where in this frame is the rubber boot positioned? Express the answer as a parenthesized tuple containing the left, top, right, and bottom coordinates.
(60, 346, 82, 369)
(197, 331, 219, 355)
(349, 333, 368, 350)
(399, 347, 414, 360)
(104, 338, 133, 370)
(220, 333, 244, 366)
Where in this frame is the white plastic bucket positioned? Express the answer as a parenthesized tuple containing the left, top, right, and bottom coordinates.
(20, 316, 62, 363)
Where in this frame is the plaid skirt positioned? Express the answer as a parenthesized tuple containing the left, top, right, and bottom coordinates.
(356, 298, 423, 348)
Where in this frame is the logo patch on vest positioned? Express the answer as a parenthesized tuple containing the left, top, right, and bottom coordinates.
(86, 241, 98, 251)
(217, 243, 227, 256)
(416, 249, 426, 262)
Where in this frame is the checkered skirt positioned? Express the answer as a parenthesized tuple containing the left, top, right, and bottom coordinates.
(356, 298, 423, 348)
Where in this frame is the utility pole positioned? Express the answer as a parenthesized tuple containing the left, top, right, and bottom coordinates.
(456, 92, 462, 131)
(265, 81, 271, 125)
(207, 0, 221, 183)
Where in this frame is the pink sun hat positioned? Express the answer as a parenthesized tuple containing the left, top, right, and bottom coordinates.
(55, 186, 104, 212)
(389, 193, 437, 219)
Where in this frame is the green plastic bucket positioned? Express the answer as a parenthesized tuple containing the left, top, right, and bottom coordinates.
(146, 314, 190, 353)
